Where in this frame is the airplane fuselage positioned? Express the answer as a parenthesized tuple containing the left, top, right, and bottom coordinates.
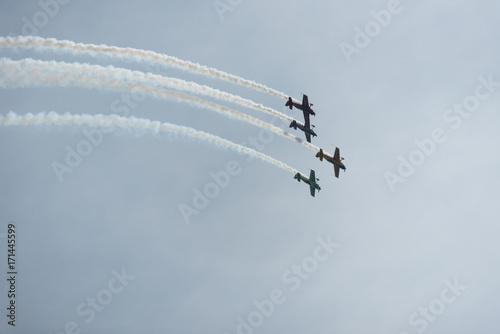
(296, 123, 316, 136)
(324, 156, 346, 170)
(286, 96, 316, 116)
(292, 103, 315, 116)
(290, 120, 317, 137)
(294, 172, 321, 194)
(295, 173, 309, 183)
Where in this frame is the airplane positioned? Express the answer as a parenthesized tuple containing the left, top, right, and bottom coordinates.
(286, 94, 316, 143)
(285, 94, 316, 117)
(315, 147, 346, 178)
(294, 169, 321, 197)
(289, 119, 317, 143)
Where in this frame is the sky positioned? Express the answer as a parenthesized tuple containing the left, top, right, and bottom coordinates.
(0, 0, 500, 333)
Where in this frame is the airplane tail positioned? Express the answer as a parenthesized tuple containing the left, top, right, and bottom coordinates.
(285, 97, 293, 110)
(315, 148, 324, 161)
(289, 120, 297, 129)
(294, 173, 301, 182)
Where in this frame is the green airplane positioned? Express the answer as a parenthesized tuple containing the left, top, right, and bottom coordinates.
(294, 169, 321, 197)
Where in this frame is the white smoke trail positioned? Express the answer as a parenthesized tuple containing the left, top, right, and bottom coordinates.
(0, 111, 299, 174)
(0, 36, 289, 99)
(0, 58, 319, 151)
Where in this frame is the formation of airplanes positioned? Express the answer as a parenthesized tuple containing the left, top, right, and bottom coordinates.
(286, 94, 347, 197)
(286, 94, 316, 143)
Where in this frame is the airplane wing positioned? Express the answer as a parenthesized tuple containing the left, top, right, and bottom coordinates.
(302, 111, 311, 143)
(334, 165, 340, 178)
(334, 147, 340, 161)
(302, 110, 311, 127)
(310, 183, 316, 197)
(302, 94, 309, 107)
(309, 170, 317, 196)
(302, 110, 310, 127)
(310, 169, 315, 181)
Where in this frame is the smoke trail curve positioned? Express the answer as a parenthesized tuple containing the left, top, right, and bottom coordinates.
(0, 58, 319, 151)
(0, 36, 289, 99)
(0, 111, 300, 175)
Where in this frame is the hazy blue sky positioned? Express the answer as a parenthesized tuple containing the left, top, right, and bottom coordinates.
(1, 1, 500, 333)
